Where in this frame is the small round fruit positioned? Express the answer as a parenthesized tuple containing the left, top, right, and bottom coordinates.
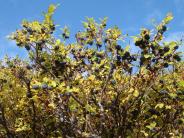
(159, 90, 168, 95)
(27, 28, 33, 34)
(54, 46, 59, 51)
(42, 84, 48, 89)
(110, 80, 116, 85)
(144, 34, 150, 40)
(131, 56, 137, 61)
(174, 45, 179, 50)
(135, 39, 142, 46)
(150, 44, 155, 50)
(159, 80, 164, 84)
(96, 43, 102, 48)
(48, 86, 53, 90)
(27, 92, 32, 98)
(32, 85, 40, 90)
(17, 42, 23, 46)
(159, 49, 164, 56)
(104, 38, 108, 43)
(110, 63, 115, 70)
(65, 92, 71, 96)
(87, 41, 93, 45)
(124, 51, 130, 57)
(26, 65, 32, 70)
(59, 62, 67, 68)
(163, 63, 169, 68)
(117, 55, 121, 61)
(163, 47, 170, 52)
(152, 58, 156, 62)
(115, 45, 121, 50)
(148, 108, 160, 115)
(173, 55, 181, 61)
(25, 45, 31, 51)
(50, 25, 55, 31)
(162, 25, 167, 32)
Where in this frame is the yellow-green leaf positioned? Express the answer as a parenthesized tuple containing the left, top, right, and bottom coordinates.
(133, 89, 139, 97)
(155, 103, 164, 109)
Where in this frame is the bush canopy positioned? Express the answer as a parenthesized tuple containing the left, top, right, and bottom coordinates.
(0, 4, 184, 138)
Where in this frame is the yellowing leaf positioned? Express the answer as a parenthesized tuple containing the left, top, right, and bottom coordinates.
(124, 45, 130, 52)
(88, 75, 95, 81)
(165, 105, 172, 109)
(32, 95, 39, 102)
(48, 103, 56, 109)
(133, 89, 139, 97)
(178, 81, 184, 87)
(43, 77, 49, 83)
(141, 130, 148, 137)
(155, 103, 164, 109)
(51, 81, 57, 87)
(164, 13, 173, 24)
(144, 54, 153, 59)
(48, 4, 57, 15)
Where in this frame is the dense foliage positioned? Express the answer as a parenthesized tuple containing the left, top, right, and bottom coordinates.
(0, 4, 184, 138)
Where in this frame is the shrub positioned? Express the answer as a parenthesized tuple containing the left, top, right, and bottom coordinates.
(0, 4, 183, 138)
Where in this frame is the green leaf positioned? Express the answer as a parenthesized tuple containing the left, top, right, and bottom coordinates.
(165, 105, 172, 109)
(51, 81, 57, 87)
(168, 41, 177, 48)
(48, 103, 56, 109)
(146, 122, 157, 130)
(169, 93, 177, 99)
(124, 45, 130, 52)
(178, 81, 184, 87)
(163, 13, 173, 24)
(82, 22, 88, 28)
(144, 54, 153, 59)
(141, 130, 148, 137)
(48, 4, 57, 15)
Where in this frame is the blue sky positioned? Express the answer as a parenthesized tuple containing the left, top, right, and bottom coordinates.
(0, 0, 184, 59)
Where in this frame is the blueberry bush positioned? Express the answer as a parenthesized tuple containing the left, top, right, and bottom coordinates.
(0, 4, 184, 138)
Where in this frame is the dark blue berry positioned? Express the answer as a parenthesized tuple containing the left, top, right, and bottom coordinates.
(32, 85, 40, 90)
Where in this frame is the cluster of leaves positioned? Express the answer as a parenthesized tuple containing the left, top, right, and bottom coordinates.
(0, 4, 183, 138)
